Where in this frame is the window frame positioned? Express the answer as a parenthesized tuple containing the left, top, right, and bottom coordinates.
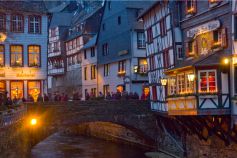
(27, 80, 41, 99)
(137, 31, 146, 49)
(10, 44, 23, 67)
(118, 60, 126, 73)
(160, 17, 167, 37)
(11, 14, 24, 33)
(10, 80, 24, 99)
(0, 13, 6, 32)
(91, 65, 96, 80)
(28, 45, 41, 67)
(84, 66, 87, 80)
(28, 15, 41, 34)
(198, 69, 217, 93)
(102, 43, 109, 56)
(84, 50, 87, 59)
(91, 47, 95, 57)
(104, 64, 110, 77)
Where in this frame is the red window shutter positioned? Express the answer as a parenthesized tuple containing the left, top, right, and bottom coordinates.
(152, 86, 157, 100)
(221, 28, 227, 48)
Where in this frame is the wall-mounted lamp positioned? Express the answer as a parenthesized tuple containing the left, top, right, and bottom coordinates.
(223, 58, 229, 65)
(133, 65, 138, 73)
(187, 74, 195, 82)
(161, 78, 167, 86)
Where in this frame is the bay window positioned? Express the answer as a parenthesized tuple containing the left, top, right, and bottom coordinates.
(0, 13, 6, 31)
(29, 16, 41, 34)
(28, 45, 40, 67)
(0, 45, 4, 66)
(177, 74, 185, 94)
(10, 45, 23, 67)
(186, 73, 194, 93)
(198, 70, 217, 93)
(11, 14, 24, 32)
(10, 81, 23, 99)
(28, 81, 41, 99)
(168, 77, 176, 95)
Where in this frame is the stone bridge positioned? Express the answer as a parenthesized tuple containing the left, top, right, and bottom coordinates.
(27, 100, 158, 148)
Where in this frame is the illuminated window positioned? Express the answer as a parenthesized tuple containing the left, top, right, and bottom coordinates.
(29, 16, 41, 34)
(0, 45, 4, 66)
(186, 0, 196, 15)
(28, 81, 41, 99)
(199, 70, 217, 93)
(103, 85, 110, 96)
(0, 13, 6, 31)
(0, 81, 5, 93)
(28, 45, 40, 67)
(168, 77, 176, 95)
(177, 74, 185, 94)
(11, 14, 24, 32)
(118, 60, 126, 75)
(138, 58, 148, 73)
(10, 81, 23, 99)
(10, 45, 23, 67)
(186, 73, 194, 93)
(91, 65, 96, 80)
(116, 85, 124, 93)
(209, 0, 220, 7)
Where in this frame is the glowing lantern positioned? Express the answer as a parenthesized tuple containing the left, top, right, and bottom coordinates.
(187, 74, 195, 82)
(161, 78, 167, 86)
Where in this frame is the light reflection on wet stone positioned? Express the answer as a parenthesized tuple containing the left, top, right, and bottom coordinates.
(31, 133, 148, 158)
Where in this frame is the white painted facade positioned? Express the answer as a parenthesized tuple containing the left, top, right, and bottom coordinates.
(81, 46, 97, 100)
(97, 30, 148, 97)
(0, 12, 48, 99)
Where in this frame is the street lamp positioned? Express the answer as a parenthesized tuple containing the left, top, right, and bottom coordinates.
(30, 118, 37, 126)
(161, 78, 167, 86)
(223, 58, 229, 65)
(187, 74, 195, 82)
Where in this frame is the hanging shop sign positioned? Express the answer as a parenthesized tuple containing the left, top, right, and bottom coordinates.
(187, 20, 220, 38)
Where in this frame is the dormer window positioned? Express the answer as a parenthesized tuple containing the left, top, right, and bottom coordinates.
(186, 0, 196, 15)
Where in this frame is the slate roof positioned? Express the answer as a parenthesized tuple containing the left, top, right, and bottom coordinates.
(0, 0, 48, 14)
(49, 12, 73, 28)
(81, 34, 97, 50)
(137, 1, 160, 19)
(166, 51, 229, 73)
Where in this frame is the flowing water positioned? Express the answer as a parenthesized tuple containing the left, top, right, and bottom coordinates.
(31, 133, 149, 158)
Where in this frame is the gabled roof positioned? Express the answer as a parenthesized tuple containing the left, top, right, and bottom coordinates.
(81, 34, 97, 50)
(0, 1, 48, 14)
(137, 1, 160, 19)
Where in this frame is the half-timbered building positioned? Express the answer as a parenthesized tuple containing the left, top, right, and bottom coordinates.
(165, 0, 232, 116)
(139, 1, 181, 112)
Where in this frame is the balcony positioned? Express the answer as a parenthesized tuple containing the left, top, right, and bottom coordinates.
(139, 65, 148, 74)
(48, 67, 64, 76)
(48, 49, 61, 58)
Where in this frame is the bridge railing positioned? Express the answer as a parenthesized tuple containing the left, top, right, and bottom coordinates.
(0, 105, 27, 128)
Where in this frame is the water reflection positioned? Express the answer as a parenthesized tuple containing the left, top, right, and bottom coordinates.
(31, 133, 148, 158)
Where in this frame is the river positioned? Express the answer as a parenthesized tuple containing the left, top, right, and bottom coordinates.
(31, 133, 149, 158)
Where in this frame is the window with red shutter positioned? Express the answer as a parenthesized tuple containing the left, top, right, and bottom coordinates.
(152, 86, 157, 100)
(147, 27, 153, 43)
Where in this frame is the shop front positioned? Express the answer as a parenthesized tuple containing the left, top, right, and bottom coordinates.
(0, 67, 45, 101)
